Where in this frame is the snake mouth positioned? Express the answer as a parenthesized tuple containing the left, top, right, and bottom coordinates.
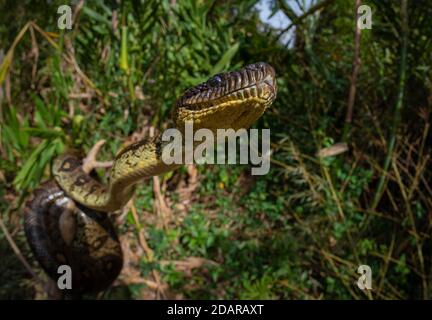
(177, 62, 277, 110)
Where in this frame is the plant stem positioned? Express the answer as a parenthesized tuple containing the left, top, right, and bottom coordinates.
(372, 0, 408, 209)
(343, 0, 362, 140)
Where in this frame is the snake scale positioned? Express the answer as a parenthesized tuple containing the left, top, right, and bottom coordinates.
(24, 62, 277, 298)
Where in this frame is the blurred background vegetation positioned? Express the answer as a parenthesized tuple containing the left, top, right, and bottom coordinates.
(0, 0, 431, 299)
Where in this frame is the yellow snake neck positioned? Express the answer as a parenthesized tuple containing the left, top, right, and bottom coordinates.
(53, 136, 179, 212)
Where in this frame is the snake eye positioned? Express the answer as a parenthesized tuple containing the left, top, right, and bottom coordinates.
(207, 75, 222, 87)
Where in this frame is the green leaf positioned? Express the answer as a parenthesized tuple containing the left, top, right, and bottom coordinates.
(22, 127, 65, 139)
(82, 6, 111, 27)
(211, 42, 239, 75)
(12, 138, 61, 190)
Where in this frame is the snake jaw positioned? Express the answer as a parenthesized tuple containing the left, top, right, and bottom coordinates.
(175, 62, 277, 131)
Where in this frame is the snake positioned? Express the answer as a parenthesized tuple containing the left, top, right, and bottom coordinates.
(24, 62, 277, 298)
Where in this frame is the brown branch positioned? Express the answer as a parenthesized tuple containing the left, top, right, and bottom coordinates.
(82, 140, 113, 174)
(276, 0, 334, 42)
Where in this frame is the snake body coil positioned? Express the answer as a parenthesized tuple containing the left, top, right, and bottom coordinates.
(24, 181, 123, 296)
(24, 62, 277, 297)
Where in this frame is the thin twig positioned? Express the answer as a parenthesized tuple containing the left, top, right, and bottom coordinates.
(276, 0, 334, 42)
(128, 198, 166, 299)
(343, 0, 362, 139)
(372, 0, 408, 209)
(0, 215, 47, 288)
(391, 156, 428, 298)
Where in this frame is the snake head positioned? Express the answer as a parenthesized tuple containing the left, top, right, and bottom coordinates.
(175, 62, 277, 131)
